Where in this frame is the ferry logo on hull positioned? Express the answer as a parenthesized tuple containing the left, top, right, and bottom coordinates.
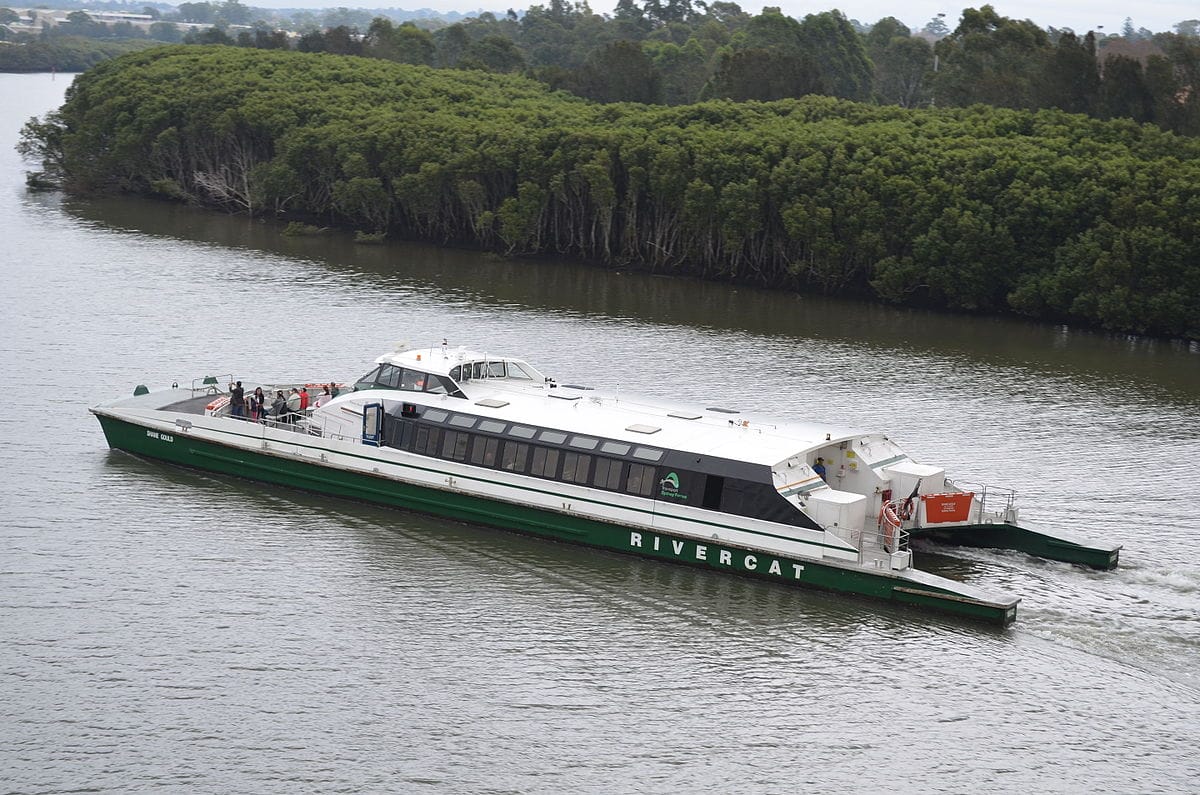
(658, 471, 688, 501)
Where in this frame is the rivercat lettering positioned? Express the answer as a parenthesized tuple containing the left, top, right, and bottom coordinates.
(145, 430, 174, 443)
(628, 532, 803, 579)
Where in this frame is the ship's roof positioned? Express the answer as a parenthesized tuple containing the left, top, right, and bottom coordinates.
(355, 345, 868, 466)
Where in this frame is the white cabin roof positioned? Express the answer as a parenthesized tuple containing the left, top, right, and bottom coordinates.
(343, 345, 870, 467)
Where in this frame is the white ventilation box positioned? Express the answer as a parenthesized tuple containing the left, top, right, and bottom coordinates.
(883, 461, 945, 498)
(806, 489, 867, 533)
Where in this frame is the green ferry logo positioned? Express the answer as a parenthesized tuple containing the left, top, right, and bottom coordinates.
(659, 471, 688, 501)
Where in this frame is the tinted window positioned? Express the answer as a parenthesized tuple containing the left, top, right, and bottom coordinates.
(425, 375, 457, 395)
(470, 436, 500, 467)
(355, 366, 382, 389)
(501, 441, 529, 472)
(593, 458, 623, 490)
(413, 426, 442, 456)
(562, 452, 591, 484)
(506, 361, 535, 380)
(626, 463, 655, 497)
(530, 447, 560, 478)
(423, 409, 449, 422)
(399, 369, 424, 391)
(488, 361, 506, 378)
(441, 430, 469, 461)
(379, 364, 402, 388)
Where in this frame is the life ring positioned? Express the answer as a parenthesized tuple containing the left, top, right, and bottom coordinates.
(878, 502, 901, 551)
(205, 395, 230, 414)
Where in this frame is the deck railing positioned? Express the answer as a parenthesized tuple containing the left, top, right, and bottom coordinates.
(945, 478, 1018, 524)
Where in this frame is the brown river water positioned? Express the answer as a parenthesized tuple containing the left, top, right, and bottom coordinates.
(2, 73, 1199, 792)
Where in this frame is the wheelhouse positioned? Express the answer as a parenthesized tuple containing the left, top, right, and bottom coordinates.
(353, 363, 465, 397)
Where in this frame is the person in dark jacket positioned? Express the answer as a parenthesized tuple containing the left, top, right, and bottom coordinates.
(271, 390, 288, 423)
(230, 381, 246, 419)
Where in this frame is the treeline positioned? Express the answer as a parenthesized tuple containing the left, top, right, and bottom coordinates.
(0, 35, 154, 71)
(3, 2, 1199, 136)
(20, 47, 1200, 339)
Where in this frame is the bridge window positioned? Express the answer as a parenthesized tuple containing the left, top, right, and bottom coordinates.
(379, 364, 403, 388)
(506, 361, 536, 380)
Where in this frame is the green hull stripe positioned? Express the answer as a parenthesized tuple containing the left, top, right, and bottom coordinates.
(97, 414, 1017, 626)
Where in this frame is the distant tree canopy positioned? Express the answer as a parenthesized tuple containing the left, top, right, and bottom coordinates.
(22, 47, 1200, 339)
(1, 3, 1198, 136)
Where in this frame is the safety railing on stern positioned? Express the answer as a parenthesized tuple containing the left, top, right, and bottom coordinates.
(945, 478, 1017, 524)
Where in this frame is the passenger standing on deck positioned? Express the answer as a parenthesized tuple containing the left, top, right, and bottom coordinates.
(230, 381, 246, 419)
(314, 386, 332, 407)
(285, 388, 301, 423)
(271, 390, 287, 422)
(814, 457, 827, 481)
(250, 387, 265, 422)
(299, 386, 310, 413)
(329, 382, 340, 398)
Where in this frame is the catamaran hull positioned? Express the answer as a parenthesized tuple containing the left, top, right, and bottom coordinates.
(912, 524, 1120, 570)
(95, 412, 1018, 626)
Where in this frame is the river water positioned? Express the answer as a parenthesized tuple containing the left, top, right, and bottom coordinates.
(2, 72, 1199, 792)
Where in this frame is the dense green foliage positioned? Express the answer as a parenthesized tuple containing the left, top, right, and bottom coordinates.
(4, 3, 1198, 136)
(22, 46, 1200, 338)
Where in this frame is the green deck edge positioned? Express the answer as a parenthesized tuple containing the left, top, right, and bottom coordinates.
(95, 413, 1017, 626)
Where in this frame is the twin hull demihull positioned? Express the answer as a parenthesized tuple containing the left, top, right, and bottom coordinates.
(96, 414, 1016, 626)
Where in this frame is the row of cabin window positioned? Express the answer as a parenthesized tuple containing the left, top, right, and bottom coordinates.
(419, 407, 665, 462)
(355, 364, 464, 397)
(409, 424, 657, 497)
(449, 361, 538, 381)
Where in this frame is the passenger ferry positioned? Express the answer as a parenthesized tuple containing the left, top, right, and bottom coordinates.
(91, 342, 1120, 626)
